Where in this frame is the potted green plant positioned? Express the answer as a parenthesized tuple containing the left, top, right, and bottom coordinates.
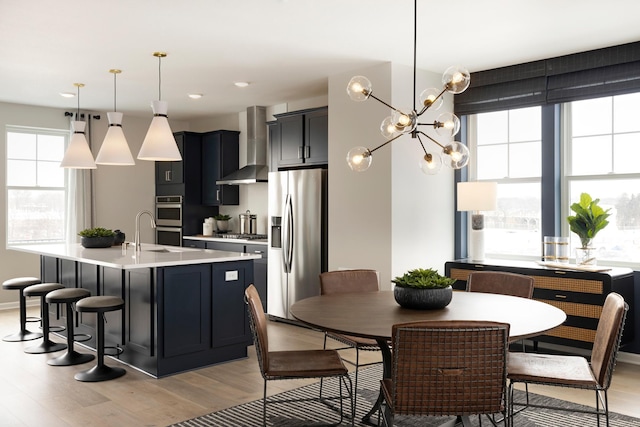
(214, 214, 232, 232)
(391, 268, 455, 309)
(78, 227, 116, 248)
(567, 192, 610, 265)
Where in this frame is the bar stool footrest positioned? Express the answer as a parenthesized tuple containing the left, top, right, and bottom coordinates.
(74, 333, 91, 343)
(104, 345, 124, 357)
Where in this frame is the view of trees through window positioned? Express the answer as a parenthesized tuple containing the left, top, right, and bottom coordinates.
(468, 93, 640, 265)
(6, 128, 67, 244)
(566, 94, 640, 264)
(472, 107, 542, 258)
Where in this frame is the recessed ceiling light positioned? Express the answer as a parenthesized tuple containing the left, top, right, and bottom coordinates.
(234, 81, 250, 88)
(60, 92, 76, 98)
(188, 93, 203, 99)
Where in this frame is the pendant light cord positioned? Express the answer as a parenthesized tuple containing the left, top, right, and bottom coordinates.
(76, 85, 80, 120)
(412, 0, 417, 113)
(158, 55, 162, 101)
(113, 72, 117, 112)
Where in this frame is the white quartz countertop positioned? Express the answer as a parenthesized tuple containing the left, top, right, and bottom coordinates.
(9, 243, 260, 270)
(184, 235, 268, 245)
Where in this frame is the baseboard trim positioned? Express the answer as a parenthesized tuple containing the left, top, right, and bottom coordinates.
(0, 300, 39, 311)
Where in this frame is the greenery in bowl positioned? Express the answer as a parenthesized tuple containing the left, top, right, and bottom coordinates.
(214, 214, 232, 221)
(392, 268, 455, 289)
(567, 192, 611, 248)
(78, 227, 116, 238)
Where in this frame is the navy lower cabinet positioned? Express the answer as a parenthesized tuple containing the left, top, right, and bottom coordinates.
(161, 264, 211, 358)
(212, 262, 251, 347)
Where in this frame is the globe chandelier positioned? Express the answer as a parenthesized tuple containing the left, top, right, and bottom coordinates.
(345, 0, 471, 175)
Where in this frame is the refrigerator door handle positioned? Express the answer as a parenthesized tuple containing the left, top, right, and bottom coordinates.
(283, 194, 294, 273)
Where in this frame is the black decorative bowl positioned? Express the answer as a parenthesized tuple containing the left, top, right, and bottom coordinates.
(393, 285, 453, 310)
(81, 236, 115, 248)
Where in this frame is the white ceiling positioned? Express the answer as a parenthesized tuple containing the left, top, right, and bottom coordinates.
(2, 0, 639, 121)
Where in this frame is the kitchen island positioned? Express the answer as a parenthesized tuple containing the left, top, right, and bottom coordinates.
(10, 243, 259, 377)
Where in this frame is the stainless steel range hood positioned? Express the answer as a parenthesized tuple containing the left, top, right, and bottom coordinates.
(217, 106, 269, 185)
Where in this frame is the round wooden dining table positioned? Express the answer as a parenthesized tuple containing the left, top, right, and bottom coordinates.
(290, 290, 567, 424)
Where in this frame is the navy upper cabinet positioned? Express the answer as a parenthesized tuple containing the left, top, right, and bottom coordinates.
(202, 130, 240, 206)
(156, 132, 203, 203)
(156, 133, 185, 186)
(271, 106, 328, 170)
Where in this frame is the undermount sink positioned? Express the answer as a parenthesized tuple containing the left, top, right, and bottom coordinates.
(142, 245, 198, 253)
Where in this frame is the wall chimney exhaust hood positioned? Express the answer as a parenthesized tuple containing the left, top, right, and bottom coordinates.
(217, 106, 269, 185)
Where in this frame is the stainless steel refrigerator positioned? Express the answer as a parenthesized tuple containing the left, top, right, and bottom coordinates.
(268, 169, 327, 319)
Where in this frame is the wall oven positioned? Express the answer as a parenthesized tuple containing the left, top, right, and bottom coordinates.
(156, 196, 183, 246)
(156, 196, 182, 227)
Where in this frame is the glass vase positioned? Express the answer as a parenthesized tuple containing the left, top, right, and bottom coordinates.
(575, 247, 597, 266)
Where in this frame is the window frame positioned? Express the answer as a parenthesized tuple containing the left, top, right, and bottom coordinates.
(5, 125, 68, 246)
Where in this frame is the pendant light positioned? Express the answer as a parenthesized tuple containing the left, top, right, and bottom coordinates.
(345, 0, 470, 175)
(95, 69, 135, 165)
(60, 83, 97, 169)
(138, 52, 182, 161)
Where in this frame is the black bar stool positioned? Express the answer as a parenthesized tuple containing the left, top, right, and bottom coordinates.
(2, 277, 43, 342)
(23, 283, 66, 354)
(46, 288, 95, 366)
(74, 296, 125, 382)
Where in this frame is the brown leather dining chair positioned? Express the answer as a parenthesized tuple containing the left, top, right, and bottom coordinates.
(467, 270, 534, 354)
(466, 271, 534, 299)
(244, 285, 354, 426)
(318, 269, 382, 410)
(380, 320, 510, 426)
(507, 292, 628, 427)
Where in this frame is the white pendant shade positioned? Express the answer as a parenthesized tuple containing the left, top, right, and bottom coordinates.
(138, 100, 182, 161)
(60, 121, 97, 169)
(95, 112, 135, 165)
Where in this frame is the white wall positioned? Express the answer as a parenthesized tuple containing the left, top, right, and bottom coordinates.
(327, 63, 455, 289)
(390, 64, 455, 278)
(328, 63, 394, 287)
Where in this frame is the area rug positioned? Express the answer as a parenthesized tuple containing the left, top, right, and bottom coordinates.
(172, 365, 638, 426)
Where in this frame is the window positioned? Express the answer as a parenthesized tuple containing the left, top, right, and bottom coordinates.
(564, 93, 640, 263)
(6, 127, 67, 245)
(469, 107, 542, 258)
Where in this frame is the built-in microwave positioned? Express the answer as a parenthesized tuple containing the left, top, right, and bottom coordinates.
(155, 195, 182, 227)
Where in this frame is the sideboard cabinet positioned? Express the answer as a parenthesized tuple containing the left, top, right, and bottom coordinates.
(445, 259, 635, 350)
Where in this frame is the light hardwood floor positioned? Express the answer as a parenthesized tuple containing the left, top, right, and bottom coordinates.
(0, 306, 639, 426)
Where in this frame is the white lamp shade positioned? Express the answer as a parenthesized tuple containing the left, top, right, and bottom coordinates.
(60, 121, 97, 169)
(138, 100, 182, 161)
(95, 112, 135, 165)
(457, 181, 497, 211)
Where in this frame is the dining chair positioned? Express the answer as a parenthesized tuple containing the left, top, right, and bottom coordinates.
(244, 284, 354, 426)
(467, 270, 534, 354)
(379, 320, 510, 427)
(318, 269, 382, 411)
(466, 271, 534, 299)
(507, 292, 628, 427)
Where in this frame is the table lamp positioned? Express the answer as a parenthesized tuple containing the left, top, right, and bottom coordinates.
(457, 181, 498, 261)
